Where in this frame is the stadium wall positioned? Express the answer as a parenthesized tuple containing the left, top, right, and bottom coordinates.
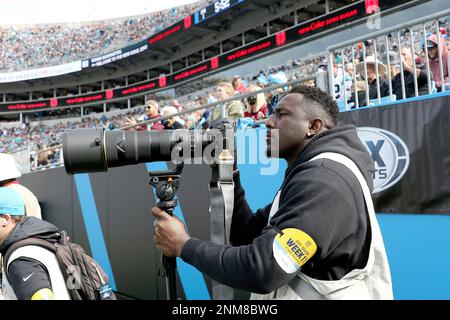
(19, 91, 450, 300)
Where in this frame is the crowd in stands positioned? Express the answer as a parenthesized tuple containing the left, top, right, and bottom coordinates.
(0, 52, 324, 170)
(0, 0, 210, 72)
(331, 22, 450, 111)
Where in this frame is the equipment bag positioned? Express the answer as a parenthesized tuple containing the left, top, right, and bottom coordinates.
(3, 231, 116, 300)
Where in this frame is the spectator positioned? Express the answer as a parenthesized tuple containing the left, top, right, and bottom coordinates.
(184, 111, 203, 130)
(345, 63, 354, 78)
(37, 151, 50, 167)
(0, 153, 42, 219)
(267, 72, 288, 91)
(232, 76, 247, 94)
(266, 72, 288, 115)
(0, 188, 71, 300)
(255, 72, 268, 87)
(194, 97, 212, 129)
(387, 51, 400, 80)
(333, 62, 353, 111)
(126, 100, 164, 131)
(160, 106, 184, 129)
(207, 93, 217, 104)
(144, 100, 165, 131)
(426, 34, 449, 90)
(355, 56, 390, 106)
(243, 85, 268, 120)
(171, 100, 184, 112)
(355, 42, 365, 61)
(392, 47, 429, 100)
(210, 82, 244, 121)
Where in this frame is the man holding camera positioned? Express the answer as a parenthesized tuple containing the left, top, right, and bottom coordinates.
(243, 84, 268, 120)
(152, 85, 393, 299)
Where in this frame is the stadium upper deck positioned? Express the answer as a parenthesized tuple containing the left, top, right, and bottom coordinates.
(0, 0, 426, 116)
(0, 1, 210, 72)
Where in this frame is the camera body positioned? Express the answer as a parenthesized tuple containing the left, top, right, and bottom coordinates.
(246, 95, 257, 105)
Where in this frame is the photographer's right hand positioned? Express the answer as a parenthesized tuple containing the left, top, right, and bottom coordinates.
(152, 207, 190, 257)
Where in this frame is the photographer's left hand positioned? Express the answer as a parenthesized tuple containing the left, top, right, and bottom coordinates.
(152, 207, 190, 257)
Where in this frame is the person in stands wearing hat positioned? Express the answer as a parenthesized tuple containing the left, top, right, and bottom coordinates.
(0, 188, 70, 300)
(0, 154, 41, 219)
(354, 55, 390, 107)
(160, 106, 184, 130)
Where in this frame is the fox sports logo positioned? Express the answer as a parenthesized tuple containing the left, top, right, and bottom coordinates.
(356, 127, 410, 194)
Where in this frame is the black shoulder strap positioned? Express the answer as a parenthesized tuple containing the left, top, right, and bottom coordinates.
(2, 238, 56, 278)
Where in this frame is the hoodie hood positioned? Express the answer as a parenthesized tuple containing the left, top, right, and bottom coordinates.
(0, 217, 59, 254)
(427, 34, 448, 55)
(286, 125, 375, 191)
(427, 34, 449, 86)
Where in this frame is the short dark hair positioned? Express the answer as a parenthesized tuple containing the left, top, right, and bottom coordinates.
(288, 85, 339, 127)
(0, 214, 24, 224)
(0, 178, 16, 186)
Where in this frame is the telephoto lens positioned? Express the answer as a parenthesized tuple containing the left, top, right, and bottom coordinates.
(62, 128, 214, 174)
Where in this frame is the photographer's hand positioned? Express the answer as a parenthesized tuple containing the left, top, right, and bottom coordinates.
(152, 207, 190, 257)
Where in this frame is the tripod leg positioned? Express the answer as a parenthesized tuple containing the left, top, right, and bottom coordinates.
(162, 255, 178, 300)
(152, 194, 180, 300)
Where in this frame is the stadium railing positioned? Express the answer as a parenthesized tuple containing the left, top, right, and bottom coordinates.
(327, 9, 450, 111)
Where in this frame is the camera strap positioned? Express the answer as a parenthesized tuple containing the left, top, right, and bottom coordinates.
(209, 149, 235, 300)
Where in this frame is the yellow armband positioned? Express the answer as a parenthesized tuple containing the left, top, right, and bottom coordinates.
(273, 228, 317, 274)
(31, 288, 55, 300)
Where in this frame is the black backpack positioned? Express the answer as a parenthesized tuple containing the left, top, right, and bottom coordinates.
(3, 231, 116, 300)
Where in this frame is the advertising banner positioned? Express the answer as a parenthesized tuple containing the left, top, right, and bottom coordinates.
(339, 95, 450, 214)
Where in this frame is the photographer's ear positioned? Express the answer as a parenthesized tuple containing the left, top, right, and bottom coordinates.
(306, 118, 325, 138)
(0, 216, 8, 228)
